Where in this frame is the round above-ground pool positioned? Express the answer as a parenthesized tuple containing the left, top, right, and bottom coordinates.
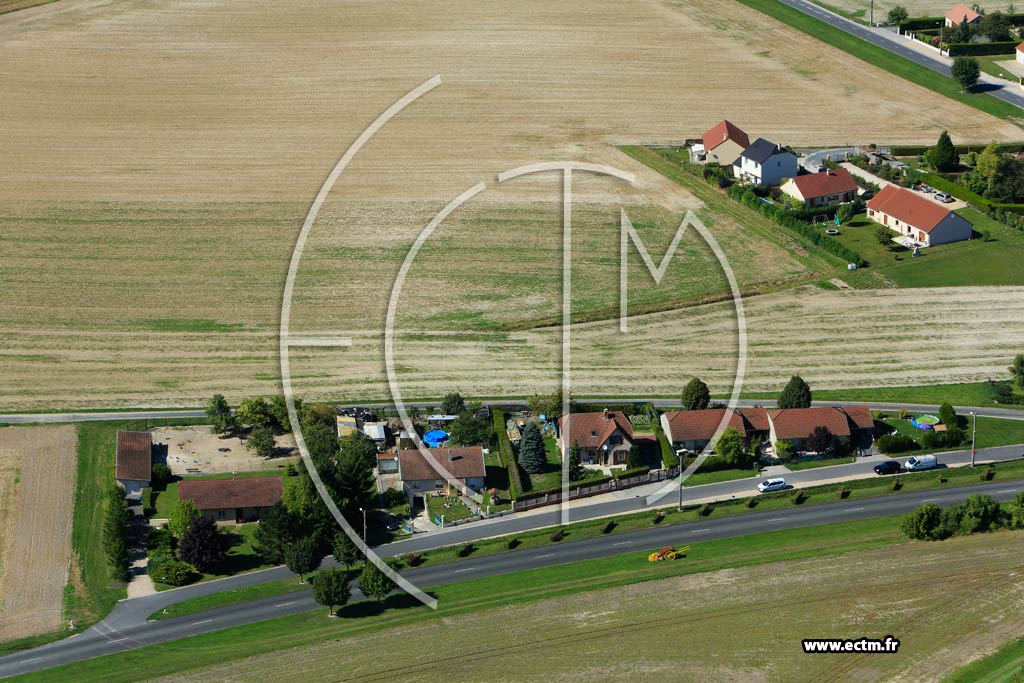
(423, 429, 449, 447)
(911, 415, 940, 430)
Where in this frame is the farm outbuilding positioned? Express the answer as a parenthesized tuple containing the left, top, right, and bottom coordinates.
(115, 430, 152, 496)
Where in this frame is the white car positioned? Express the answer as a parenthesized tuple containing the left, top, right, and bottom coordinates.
(757, 477, 787, 493)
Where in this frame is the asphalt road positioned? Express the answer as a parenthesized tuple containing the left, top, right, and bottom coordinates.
(3, 477, 1023, 679)
(778, 0, 1024, 110)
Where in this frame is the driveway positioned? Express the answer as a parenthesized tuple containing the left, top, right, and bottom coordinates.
(841, 163, 968, 210)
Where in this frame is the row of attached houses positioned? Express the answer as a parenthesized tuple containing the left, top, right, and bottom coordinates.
(659, 406, 875, 454)
(866, 184, 972, 247)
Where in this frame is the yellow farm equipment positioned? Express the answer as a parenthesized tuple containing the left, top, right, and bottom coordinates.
(648, 545, 690, 562)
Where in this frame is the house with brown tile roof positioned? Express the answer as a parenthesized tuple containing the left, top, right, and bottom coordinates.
(557, 410, 634, 466)
(660, 407, 771, 453)
(701, 119, 751, 167)
(767, 407, 875, 452)
(867, 185, 972, 247)
(177, 477, 283, 524)
(115, 430, 152, 496)
(945, 3, 983, 27)
(397, 446, 486, 503)
(780, 168, 859, 208)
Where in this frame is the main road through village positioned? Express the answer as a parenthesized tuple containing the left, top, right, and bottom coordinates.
(1, 435, 1023, 677)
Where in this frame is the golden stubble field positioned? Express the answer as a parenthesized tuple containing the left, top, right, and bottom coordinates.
(0, 425, 77, 641)
(0, 0, 1021, 409)
(150, 532, 1024, 683)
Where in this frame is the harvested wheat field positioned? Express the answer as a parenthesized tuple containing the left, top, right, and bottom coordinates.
(0, 0, 1021, 410)
(0, 425, 76, 641)
(151, 532, 1024, 683)
(824, 0, 1016, 19)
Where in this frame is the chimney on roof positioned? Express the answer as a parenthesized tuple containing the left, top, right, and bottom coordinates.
(448, 448, 454, 462)
(603, 408, 609, 420)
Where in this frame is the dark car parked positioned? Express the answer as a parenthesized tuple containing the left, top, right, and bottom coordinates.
(873, 460, 901, 475)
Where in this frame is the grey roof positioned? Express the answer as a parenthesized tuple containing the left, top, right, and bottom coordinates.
(740, 137, 786, 165)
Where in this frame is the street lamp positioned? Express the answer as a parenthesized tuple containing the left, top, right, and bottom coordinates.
(970, 411, 977, 468)
(358, 507, 367, 543)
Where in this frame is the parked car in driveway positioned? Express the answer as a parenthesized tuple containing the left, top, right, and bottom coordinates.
(756, 477, 787, 493)
(934, 192, 954, 203)
(873, 460, 901, 475)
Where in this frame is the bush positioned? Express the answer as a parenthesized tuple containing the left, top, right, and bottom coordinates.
(405, 552, 424, 567)
(154, 560, 198, 586)
(614, 466, 651, 480)
(947, 40, 1020, 56)
(506, 538, 521, 550)
(698, 503, 713, 516)
(876, 434, 919, 454)
(901, 503, 947, 540)
(151, 463, 173, 489)
(898, 16, 943, 32)
(549, 529, 565, 542)
(792, 491, 807, 505)
(602, 521, 617, 534)
(836, 487, 848, 500)
(652, 511, 665, 524)
(457, 542, 475, 558)
(745, 497, 758, 508)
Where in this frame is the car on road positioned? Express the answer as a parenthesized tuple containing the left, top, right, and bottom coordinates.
(934, 192, 954, 203)
(873, 460, 901, 475)
(756, 477, 787, 493)
(905, 454, 938, 471)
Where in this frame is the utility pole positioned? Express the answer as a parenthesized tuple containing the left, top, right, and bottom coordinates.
(359, 507, 367, 543)
(970, 411, 977, 467)
(870, 0, 874, 27)
(677, 459, 683, 510)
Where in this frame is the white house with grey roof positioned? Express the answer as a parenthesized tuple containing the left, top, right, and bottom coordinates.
(734, 137, 798, 186)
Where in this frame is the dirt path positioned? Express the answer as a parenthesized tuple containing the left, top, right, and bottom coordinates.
(0, 425, 77, 641)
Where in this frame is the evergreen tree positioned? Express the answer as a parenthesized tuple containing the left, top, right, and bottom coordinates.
(567, 442, 584, 482)
(778, 375, 813, 409)
(177, 516, 227, 573)
(358, 561, 396, 601)
(312, 567, 352, 616)
(103, 486, 131, 582)
(285, 536, 323, 583)
(517, 421, 548, 474)
(938, 402, 958, 429)
(627, 444, 645, 469)
(681, 378, 711, 411)
(253, 502, 296, 564)
(927, 131, 959, 171)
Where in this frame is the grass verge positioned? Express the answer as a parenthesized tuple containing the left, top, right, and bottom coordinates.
(945, 633, 1024, 682)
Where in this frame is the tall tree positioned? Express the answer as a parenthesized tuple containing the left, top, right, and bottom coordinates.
(627, 444, 645, 469)
(980, 10, 1012, 40)
(253, 502, 297, 564)
(177, 516, 227, 573)
(168, 498, 202, 538)
(339, 431, 378, 471)
(886, 5, 908, 23)
(681, 378, 711, 411)
(103, 486, 131, 582)
(236, 396, 273, 428)
(205, 394, 236, 435)
(449, 413, 493, 447)
(268, 394, 296, 432)
(441, 392, 466, 415)
(778, 375, 813, 409)
(517, 422, 548, 474)
(1009, 354, 1024, 391)
(299, 402, 337, 432)
(285, 536, 323, 583)
(951, 57, 980, 93)
(927, 131, 959, 171)
(312, 567, 352, 616)
(527, 389, 565, 419)
(953, 16, 973, 43)
(332, 531, 361, 570)
(807, 426, 834, 454)
(938, 402, 958, 429)
(715, 427, 750, 468)
(358, 561, 396, 601)
(246, 424, 275, 458)
(567, 442, 584, 481)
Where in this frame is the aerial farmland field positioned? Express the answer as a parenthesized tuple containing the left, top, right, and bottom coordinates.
(1, 0, 1021, 411)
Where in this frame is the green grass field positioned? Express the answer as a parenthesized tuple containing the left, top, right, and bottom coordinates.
(683, 466, 756, 486)
(786, 455, 857, 470)
(735, 380, 1022, 408)
(946, 634, 1024, 682)
(879, 415, 1024, 454)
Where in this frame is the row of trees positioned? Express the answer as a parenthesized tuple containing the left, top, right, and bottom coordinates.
(679, 375, 812, 411)
(103, 486, 131, 582)
(902, 492, 1024, 541)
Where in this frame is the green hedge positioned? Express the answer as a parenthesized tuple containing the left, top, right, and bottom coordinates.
(947, 41, 1020, 57)
(613, 466, 651, 480)
(492, 410, 525, 498)
(652, 411, 678, 468)
(515, 475, 614, 502)
(914, 171, 992, 208)
(890, 142, 1024, 156)
(898, 16, 943, 32)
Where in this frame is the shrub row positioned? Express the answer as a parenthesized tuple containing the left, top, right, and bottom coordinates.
(947, 40, 1021, 57)
(515, 475, 614, 502)
(652, 413, 678, 469)
(875, 434, 920, 454)
(902, 492, 1024, 541)
(890, 142, 1024, 157)
(898, 16, 943, 32)
(492, 409, 525, 498)
(613, 466, 651, 480)
(103, 486, 131, 583)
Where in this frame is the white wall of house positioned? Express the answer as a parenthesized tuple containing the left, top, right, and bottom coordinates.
(737, 152, 798, 186)
(116, 477, 148, 497)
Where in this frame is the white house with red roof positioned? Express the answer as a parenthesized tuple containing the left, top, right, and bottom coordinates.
(557, 410, 634, 466)
(1016, 41, 1024, 65)
(700, 119, 750, 167)
(945, 3, 983, 27)
(867, 185, 972, 247)
(780, 168, 859, 208)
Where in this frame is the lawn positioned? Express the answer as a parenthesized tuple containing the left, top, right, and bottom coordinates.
(152, 523, 271, 591)
(734, 380, 1023, 408)
(945, 633, 1024, 683)
(424, 494, 475, 524)
(683, 466, 757, 487)
(878, 415, 1024, 454)
(737, 0, 1023, 121)
(786, 455, 857, 470)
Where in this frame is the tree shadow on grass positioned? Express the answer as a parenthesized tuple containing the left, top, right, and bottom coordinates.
(337, 592, 434, 619)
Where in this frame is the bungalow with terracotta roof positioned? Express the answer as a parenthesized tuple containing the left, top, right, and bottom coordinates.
(397, 446, 485, 505)
(945, 3, 983, 27)
(557, 410, 634, 466)
(700, 119, 751, 167)
(867, 185, 972, 247)
(177, 477, 283, 524)
(659, 407, 769, 453)
(781, 168, 859, 208)
(767, 406, 875, 453)
(115, 430, 152, 496)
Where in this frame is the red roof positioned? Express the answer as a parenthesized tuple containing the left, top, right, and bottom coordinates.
(398, 447, 485, 482)
(177, 477, 283, 510)
(841, 405, 875, 431)
(1017, 41, 1024, 53)
(702, 119, 750, 153)
(559, 411, 634, 450)
(768, 407, 853, 440)
(945, 3, 982, 23)
(663, 408, 747, 443)
(867, 185, 953, 233)
(115, 431, 152, 482)
(787, 168, 858, 199)
(743, 407, 770, 432)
